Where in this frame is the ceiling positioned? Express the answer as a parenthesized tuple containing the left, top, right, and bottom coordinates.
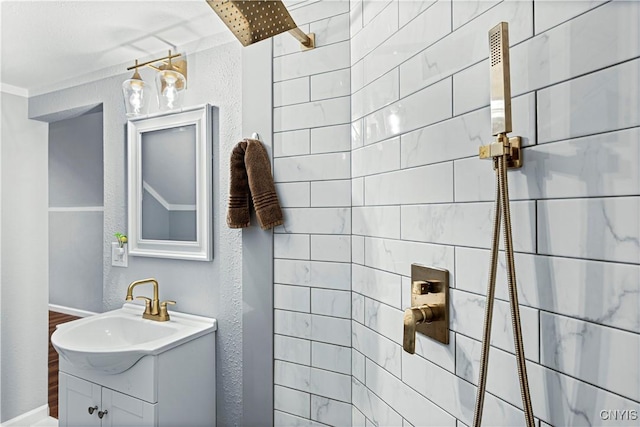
(0, 1, 233, 95)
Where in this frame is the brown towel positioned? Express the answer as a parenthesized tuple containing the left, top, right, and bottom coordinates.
(227, 138, 283, 230)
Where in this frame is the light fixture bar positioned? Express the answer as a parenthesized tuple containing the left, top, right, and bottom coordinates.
(126, 51, 182, 71)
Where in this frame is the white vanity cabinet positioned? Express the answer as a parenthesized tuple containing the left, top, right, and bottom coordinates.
(57, 330, 216, 427)
(59, 373, 155, 426)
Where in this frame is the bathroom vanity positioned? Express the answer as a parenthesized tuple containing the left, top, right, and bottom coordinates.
(53, 304, 217, 426)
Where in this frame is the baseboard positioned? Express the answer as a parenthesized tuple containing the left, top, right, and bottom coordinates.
(48, 304, 96, 318)
(1, 404, 49, 427)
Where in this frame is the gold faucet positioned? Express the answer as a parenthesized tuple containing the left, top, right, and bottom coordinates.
(125, 278, 175, 321)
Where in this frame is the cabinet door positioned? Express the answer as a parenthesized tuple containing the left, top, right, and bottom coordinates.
(59, 372, 101, 427)
(101, 388, 157, 427)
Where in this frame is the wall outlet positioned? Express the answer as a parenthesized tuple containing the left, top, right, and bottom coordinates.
(112, 242, 128, 267)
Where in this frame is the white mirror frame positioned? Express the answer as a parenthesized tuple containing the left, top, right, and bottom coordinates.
(127, 105, 213, 261)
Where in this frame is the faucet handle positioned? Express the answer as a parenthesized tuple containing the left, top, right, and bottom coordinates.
(135, 296, 152, 314)
(159, 300, 176, 320)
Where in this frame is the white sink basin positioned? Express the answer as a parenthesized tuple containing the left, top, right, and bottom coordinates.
(51, 303, 217, 374)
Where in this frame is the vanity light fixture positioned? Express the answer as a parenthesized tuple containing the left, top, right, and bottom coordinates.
(123, 50, 187, 115)
(206, 0, 315, 51)
(122, 60, 150, 117)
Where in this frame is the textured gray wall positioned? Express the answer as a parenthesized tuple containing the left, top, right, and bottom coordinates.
(48, 110, 104, 313)
(1, 92, 49, 422)
(29, 41, 244, 426)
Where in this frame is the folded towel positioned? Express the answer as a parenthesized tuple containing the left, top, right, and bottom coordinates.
(227, 138, 283, 230)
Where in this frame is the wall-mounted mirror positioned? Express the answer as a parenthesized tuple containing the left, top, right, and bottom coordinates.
(127, 105, 213, 261)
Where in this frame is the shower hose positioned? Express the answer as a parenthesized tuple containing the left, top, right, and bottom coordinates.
(472, 139, 535, 427)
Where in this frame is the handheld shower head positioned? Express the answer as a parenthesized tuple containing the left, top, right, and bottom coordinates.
(489, 22, 512, 136)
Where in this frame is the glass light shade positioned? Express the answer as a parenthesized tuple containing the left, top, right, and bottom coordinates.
(122, 77, 150, 117)
(156, 69, 186, 111)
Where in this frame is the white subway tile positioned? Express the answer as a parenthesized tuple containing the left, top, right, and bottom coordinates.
(352, 377, 403, 426)
(401, 201, 536, 253)
(290, 0, 350, 26)
(275, 233, 310, 260)
(275, 334, 311, 365)
(367, 358, 456, 426)
(402, 92, 536, 168)
(352, 235, 365, 265)
(274, 129, 310, 158)
(312, 341, 351, 375)
(352, 292, 365, 324)
(274, 41, 350, 82)
(353, 406, 366, 427)
(311, 234, 351, 263)
(274, 152, 350, 182)
(362, 0, 392, 25)
(352, 176, 364, 207)
(400, 0, 532, 97)
(353, 206, 401, 239)
(311, 180, 351, 207)
(364, 77, 452, 145)
(351, 1, 398, 65)
(538, 197, 640, 263)
(534, 0, 607, 34)
(311, 395, 352, 425)
(364, 298, 403, 344)
(352, 349, 365, 382)
(274, 77, 310, 107)
(310, 13, 351, 47)
(352, 321, 401, 377)
(311, 288, 351, 318)
(538, 59, 640, 144)
(279, 207, 351, 235)
(351, 59, 365, 94)
(350, 0, 363, 38)
(453, 0, 500, 29)
(352, 263, 403, 308)
(275, 360, 311, 391)
(413, 330, 455, 373)
(275, 284, 311, 313)
(363, 0, 452, 89)
(352, 69, 399, 121)
(457, 127, 640, 202)
(457, 333, 640, 426)
(364, 237, 455, 279)
(398, 0, 437, 28)
(312, 314, 351, 346)
(403, 350, 525, 426)
(276, 182, 311, 208)
(450, 289, 539, 361)
(455, 247, 640, 333)
(352, 136, 400, 177)
(275, 309, 311, 340)
(311, 68, 351, 102)
(275, 259, 351, 290)
(274, 411, 325, 427)
(364, 162, 454, 205)
(309, 367, 352, 403)
(515, 1, 640, 94)
(274, 96, 350, 132)
(541, 312, 640, 401)
(311, 123, 351, 154)
(275, 385, 311, 419)
(351, 118, 364, 149)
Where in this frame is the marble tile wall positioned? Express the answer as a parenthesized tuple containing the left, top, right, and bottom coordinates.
(272, 1, 353, 426)
(272, 0, 639, 426)
(348, 0, 640, 426)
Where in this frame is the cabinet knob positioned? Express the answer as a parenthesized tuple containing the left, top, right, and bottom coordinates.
(88, 405, 98, 415)
(98, 409, 108, 419)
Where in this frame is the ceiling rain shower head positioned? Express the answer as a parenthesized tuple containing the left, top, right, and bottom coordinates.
(206, 0, 315, 50)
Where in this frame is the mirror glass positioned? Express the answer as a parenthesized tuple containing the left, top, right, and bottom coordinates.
(127, 105, 213, 261)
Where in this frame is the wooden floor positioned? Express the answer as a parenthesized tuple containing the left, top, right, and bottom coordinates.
(49, 311, 80, 419)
